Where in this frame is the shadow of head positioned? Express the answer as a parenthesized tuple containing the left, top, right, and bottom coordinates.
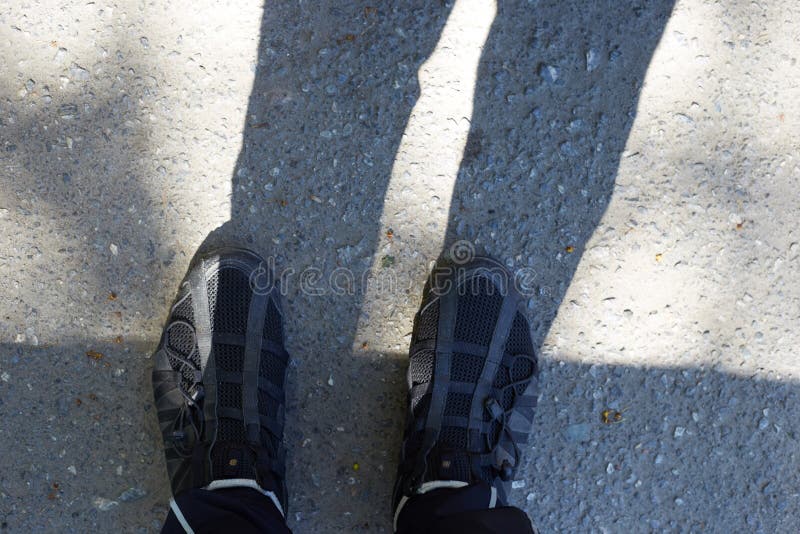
(0, 37, 184, 344)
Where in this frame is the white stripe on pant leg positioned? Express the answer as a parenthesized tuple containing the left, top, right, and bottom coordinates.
(169, 497, 195, 534)
(393, 495, 410, 533)
(205, 478, 285, 518)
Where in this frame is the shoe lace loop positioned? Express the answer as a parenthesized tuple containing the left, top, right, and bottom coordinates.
(483, 353, 537, 481)
(404, 352, 537, 492)
(164, 320, 205, 457)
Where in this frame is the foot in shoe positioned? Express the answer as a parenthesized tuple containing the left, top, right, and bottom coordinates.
(393, 257, 539, 512)
(152, 247, 290, 512)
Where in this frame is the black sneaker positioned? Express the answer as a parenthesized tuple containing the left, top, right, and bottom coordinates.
(393, 256, 539, 514)
(152, 247, 289, 512)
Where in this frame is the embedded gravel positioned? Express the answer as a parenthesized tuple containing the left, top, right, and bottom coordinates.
(3, 0, 800, 532)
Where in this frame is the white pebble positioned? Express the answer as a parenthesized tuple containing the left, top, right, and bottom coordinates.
(93, 497, 119, 511)
(586, 49, 601, 71)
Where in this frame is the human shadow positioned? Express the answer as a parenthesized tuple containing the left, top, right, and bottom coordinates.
(195, 2, 457, 529)
(195, 0, 677, 530)
(0, 35, 183, 345)
(444, 0, 677, 352)
(2, 341, 799, 532)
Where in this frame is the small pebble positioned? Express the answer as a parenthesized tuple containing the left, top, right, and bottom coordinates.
(54, 47, 67, 63)
(69, 63, 90, 81)
(538, 64, 560, 84)
(59, 104, 78, 119)
(93, 497, 119, 511)
(586, 49, 601, 71)
(118, 487, 147, 502)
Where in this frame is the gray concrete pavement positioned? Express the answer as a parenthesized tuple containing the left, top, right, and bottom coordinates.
(3, 0, 800, 532)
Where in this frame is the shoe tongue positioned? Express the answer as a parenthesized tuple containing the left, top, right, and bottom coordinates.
(426, 448, 474, 484)
(211, 442, 258, 480)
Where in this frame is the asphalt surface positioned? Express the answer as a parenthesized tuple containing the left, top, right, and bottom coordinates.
(3, 0, 800, 532)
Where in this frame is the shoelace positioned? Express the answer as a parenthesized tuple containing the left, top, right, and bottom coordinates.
(164, 320, 205, 457)
(483, 353, 537, 481)
(405, 352, 536, 492)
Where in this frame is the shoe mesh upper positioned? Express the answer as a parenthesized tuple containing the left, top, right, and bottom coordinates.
(409, 350, 434, 385)
(451, 352, 483, 383)
(172, 295, 194, 323)
(210, 269, 251, 335)
(218, 382, 243, 409)
(264, 298, 284, 344)
(206, 266, 287, 463)
(155, 250, 289, 504)
(215, 344, 245, 373)
(401, 270, 537, 489)
(453, 277, 503, 345)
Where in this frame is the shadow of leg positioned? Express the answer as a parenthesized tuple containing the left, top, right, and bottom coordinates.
(195, 3, 459, 530)
(442, 0, 676, 522)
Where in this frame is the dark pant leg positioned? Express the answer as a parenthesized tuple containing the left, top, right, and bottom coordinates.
(396, 482, 536, 534)
(161, 487, 291, 534)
